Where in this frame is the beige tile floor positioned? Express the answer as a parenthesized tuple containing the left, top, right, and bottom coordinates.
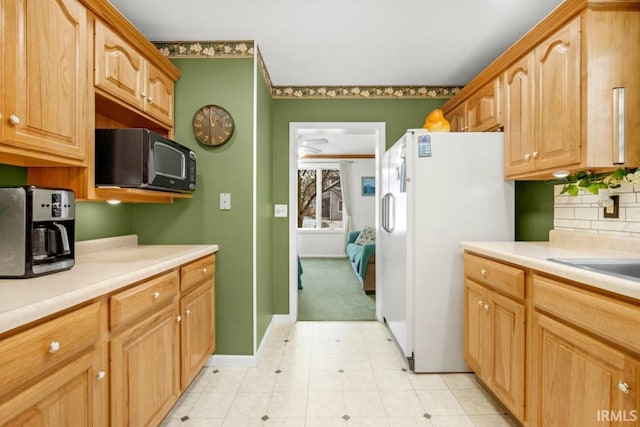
(162, 321, 518, 427)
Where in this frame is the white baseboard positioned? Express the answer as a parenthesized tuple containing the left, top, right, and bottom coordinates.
(205, 314, 293, 368)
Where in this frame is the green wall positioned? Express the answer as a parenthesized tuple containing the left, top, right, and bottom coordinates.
(131, 58, 256, 355)
(256, 63, 274, 345)
(515, 181, 554, 241)
(270, 98, 447, 313)
(0, 165, 27, 185)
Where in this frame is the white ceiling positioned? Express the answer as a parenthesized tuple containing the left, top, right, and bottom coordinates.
(109, 0, 563, 87)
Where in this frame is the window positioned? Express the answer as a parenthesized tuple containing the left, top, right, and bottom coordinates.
(297, 167, 343, 229)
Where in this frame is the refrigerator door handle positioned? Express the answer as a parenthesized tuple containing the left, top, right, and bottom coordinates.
(382, 193, 395, 233)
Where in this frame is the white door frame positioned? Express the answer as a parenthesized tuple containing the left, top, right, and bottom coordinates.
(288, 122, 386, 322)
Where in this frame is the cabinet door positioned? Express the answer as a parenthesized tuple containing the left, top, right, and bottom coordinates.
(447, 102, 467, 132)
(0, 350, 102, 427)
(533, 313, 640, 426)
(145, 62, 174, 126)
(467, 78, 502, 132)
(463, 279, 490, 376)
(534, 17, 581, 172)
(94, 20, 145, 111)
(1, 0, 89, 165)
(111, 304, 180, 427)
(503, 53, 535, 177)
(180, 279, 215, 389)
(489, 291, 525, 421)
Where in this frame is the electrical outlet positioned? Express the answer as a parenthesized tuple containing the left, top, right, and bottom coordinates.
(274, 204, 288, 217)
(603, 195, 619, 218)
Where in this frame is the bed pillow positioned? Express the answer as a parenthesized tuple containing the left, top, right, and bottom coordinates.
(354, 226, 376, 245)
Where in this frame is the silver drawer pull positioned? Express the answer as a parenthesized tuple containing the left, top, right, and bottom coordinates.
(48, 341, 61, 354)
(97, 370, 106, 381)
(185, 309, 191, 315)
(152, 291, 160, 299)
(480, 269, 487, 276)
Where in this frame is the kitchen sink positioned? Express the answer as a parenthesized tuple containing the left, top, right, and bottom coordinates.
(547, 258, 640, 282)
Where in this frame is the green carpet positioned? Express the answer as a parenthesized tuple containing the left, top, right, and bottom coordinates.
(298, 257, 376, 321)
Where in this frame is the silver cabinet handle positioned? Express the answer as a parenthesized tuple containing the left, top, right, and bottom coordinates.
(203, 268, 208, 274)
(484, 304, 490, 311)
(176, 315, 182, 322)
(147, 96, 153, 104)
(613, 87, 626, 164)
(97, 370, 106, 381)
(140, 92, 147, 99)
(480, 269, 487, 277)
(524, 153, 531, 161)
(532, 151, 539, 158)
(9, 114, 20, 125)
(48, 341, 61, 353)
(185, 309, 191, 316)
(152, 291, 160, 299)
(618, 381, 630, 394)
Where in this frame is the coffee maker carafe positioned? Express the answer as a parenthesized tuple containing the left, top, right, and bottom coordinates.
(0, 186, 75, 278)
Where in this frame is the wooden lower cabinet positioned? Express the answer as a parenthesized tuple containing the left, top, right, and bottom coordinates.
(464, 278, 526, 421)
(0, 302, 105, 426)
(1, 350, 102, 427)
(532, 313, 640, 426)
(0, 255, 216, 426)
(180, 278, 215, 389)
(110, 303, 181, 427)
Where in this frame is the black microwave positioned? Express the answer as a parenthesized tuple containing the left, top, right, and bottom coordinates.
(95, 128, 196, 193)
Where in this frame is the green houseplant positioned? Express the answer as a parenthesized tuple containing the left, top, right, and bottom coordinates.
(549, 168, 640, 196)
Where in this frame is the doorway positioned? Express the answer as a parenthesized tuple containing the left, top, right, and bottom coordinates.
(288, 122, 386, 322)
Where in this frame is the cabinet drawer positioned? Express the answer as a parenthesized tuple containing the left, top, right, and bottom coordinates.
(464, 253, 525, 299)
(0, 302, 100, 397)
(181, 255, 215, 293)
(110, 271, 178, 329)
(533, 274, 640, 355)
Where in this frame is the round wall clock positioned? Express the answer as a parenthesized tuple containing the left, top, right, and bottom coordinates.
(192, 104, 235, 146)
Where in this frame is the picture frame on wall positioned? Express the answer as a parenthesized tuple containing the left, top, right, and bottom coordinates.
(361, 176, 375, 196)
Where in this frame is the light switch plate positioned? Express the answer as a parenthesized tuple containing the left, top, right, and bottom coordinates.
(220, 193, 231, 210)
(274, 204, 288, 217)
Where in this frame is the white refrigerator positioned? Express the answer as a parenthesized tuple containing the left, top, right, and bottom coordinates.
(380, 129, 514, 373)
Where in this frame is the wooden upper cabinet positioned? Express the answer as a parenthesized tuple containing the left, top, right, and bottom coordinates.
(504, 53, 535, 176)
(466, 78, 501, 132)
(534, 17, 581, 172)
(504, 17, 581, 178)
(447, 103, 467, 132)
(94, 20, 145, 111)
(94, 21, 174, 127)
(444, 78, 501, 132)
(583, 9, 640, 168)
(145, 62, 175, 126)
(0, 0, 91, 167)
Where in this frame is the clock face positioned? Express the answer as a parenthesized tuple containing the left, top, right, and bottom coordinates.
(192, 104, 235, 146)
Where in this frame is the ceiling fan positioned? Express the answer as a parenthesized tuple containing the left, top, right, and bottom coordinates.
(298, 137, 328, 154)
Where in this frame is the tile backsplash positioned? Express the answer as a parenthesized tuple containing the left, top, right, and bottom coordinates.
(554, 182, 640, 238)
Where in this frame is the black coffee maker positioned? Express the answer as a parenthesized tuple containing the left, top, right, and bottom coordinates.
(0, 186, 75, 278)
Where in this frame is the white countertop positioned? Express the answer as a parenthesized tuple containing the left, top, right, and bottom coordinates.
(462, 237, 640, 301)
(0, 235, 218, 334)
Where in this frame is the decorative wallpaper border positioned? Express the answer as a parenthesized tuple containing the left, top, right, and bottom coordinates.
(155, 41, 461, 99)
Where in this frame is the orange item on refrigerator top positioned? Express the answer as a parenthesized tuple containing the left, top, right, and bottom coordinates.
(423, 109, 451, 132)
